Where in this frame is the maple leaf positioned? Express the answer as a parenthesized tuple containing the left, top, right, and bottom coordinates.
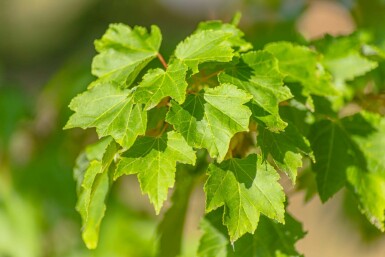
(204, 154, 285, 242)
(115, 131, 196, 214)
(92, 24, 162, 87)
(195, 20, 252, 52)
(65, 82, 146, 149)
(314, 34, 378, 84)
(309, 120, 354, 202)
(74, 137, 117, 249)
(347, 169, 385, 231)
(258, 123, 313, 183)
(219, 50, 292, 131)
(198, 209, 305, 257)
(175, 30, 234, 73)
(265, 42, 337, 97)
(166, 83, 252, 162)
(343, 112, 385, 231)
(133, 59, 188, 109)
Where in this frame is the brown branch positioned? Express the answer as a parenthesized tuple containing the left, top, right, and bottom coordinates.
(157, 53, 168, 69)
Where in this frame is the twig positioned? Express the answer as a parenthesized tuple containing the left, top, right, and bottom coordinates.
(157, 53, 168, 69)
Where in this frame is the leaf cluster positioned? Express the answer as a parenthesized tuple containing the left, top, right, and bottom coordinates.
(65, 17, 385, 256)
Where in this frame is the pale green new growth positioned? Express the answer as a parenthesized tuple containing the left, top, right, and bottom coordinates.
(74, 137, 117, 249)
(166, 83, 252, 162)
(115, 131, 196, 214)
(316, 35, 378, 85)
(175, 30, 234, 73)
(265, 42, 337, 97)
(92, 24, 162, 87)
(195, 20, 252, 52)
(204, 154, 285, 242)
(65, 83, 147, 149)
(134, 59, 188, 109)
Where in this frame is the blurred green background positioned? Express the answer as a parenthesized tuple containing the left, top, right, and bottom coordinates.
(1, 0, 385, 256)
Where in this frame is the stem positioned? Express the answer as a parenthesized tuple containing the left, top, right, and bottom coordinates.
(158, 122, 169, 137)
(157, 53, 168, 69)
(200, 69, 223, 81)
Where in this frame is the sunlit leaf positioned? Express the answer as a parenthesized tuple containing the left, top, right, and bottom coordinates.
(115, 131, 196, 213)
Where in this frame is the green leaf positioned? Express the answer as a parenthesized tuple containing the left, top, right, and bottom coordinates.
(204, 154, 285, 242)
(92, 24, 162, 87)
(65, 83, 147, 149)
(74, 137, 117, 249)
(315, 34, 378, 84)
(325, 54, 377, 83)
(197, 209, 230, 257)
(230, 214, 305, 257)
(309, 120, 358, 202)
(197, 209, 305, 257)
(258, 123, 313, 183)
(115, 131, 196, 214)
(342, 112, 384, 174)
(195, 20, 252, 52)
(309, 112, 385, 228)
(347, 168, 385, 231)
(146, 106, 168, 132)
(166, 83, 252, 162)
(219, 51, 292, 131)
(175, 30, 234, 73)
(265, 42, 337, 97)
(343, 112, 385, 230)
(133, 59, 188, 109)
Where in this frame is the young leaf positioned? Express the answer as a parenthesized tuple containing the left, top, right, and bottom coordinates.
(74, 137, 117, 249)
(115, 131, 196, 214)
(343, 112, 385, 230)
(265, 42, 337, 97)
(166, 83, 252, 162)
(175, 30, 234, 73)
(219, 50, 292, 131)
(195, 20, 253, 52)
(258, 123, 313, 183)
(204, 154, 285, 242)
(92, 24, 162, 87)
(315, 34, 378, 84)
(133, 59, 188, 109)
(65, 83, 147, 149)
